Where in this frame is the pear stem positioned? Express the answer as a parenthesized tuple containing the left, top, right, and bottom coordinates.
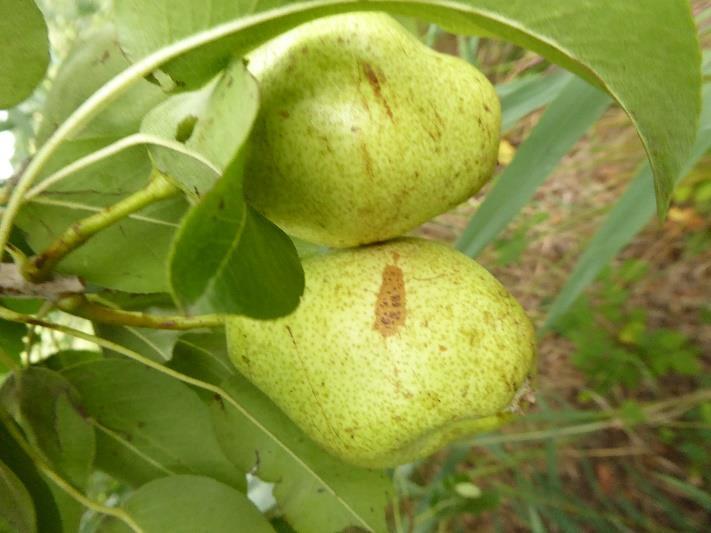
(23, 172, 179, 282)
(56, 294, 225, 330)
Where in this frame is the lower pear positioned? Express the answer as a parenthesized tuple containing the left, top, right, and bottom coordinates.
(227, 238, 535, 468)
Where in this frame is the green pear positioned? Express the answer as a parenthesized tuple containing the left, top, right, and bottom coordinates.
(244, 13, 501, 248)
(227, 238, 535, 468)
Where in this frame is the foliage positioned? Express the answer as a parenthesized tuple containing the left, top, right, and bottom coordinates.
(0, 1, 706, 532)
(553, 261, 702, 393)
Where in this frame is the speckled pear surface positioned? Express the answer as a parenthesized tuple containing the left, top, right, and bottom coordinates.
(227, 238, 536, 468)
(244, 13, 501, 248)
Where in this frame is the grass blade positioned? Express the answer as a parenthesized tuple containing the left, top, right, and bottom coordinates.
(497, 70, 572, 133)
(457, 75, 610, 257)
(544, 84, 711, 329)
(653, 473, 711, 512)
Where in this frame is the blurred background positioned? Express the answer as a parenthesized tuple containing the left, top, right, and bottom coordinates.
(1, 1, 709, 531)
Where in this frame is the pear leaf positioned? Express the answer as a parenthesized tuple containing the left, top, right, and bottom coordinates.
(141, 57, 259, 199)
(0, 0, 49, 107)
(0, 368, 95, 488)
(168, 150, 304, 318)
(0, 458, 36, 533)
(98, 475, 273, 533)
(16, 24, 183, 294)
(211, 373, 392, 533)
(61, 358, 246, 492)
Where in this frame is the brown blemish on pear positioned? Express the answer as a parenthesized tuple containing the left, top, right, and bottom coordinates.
(361, 61, 394, 121)
(374, 264, 406, 337)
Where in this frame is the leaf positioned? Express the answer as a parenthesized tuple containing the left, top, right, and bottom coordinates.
(111, 0, 701, 213)
(141, 57, 260, 198)
(0, 319, 26, 373)
(544, 84, 711, 329)
(0, 421, 62, 533)
(168, 332, 235, 388)
(0, 458, 36, 533)
(457, 76, 610, 257)
(0, 0, 49, 107)
(15, 138, 189, 293)
(94, 322, 181, 363)
(14, 23, 181, 293)
(497, 70, 571, 133)
(99, 475, 274, 533)
(0, 368, 95, 488)
(41, 350, 103, 372)
(113, 0, 278, 87)
(169, 151, 305, 318)
(36, 24, 166, 144)
(211, 373, 392, 533)
(61, 358, 246, 492)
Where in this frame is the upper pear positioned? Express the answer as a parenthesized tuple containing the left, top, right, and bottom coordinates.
(226, 238, 535, 468)
(244, 13, 501, 247)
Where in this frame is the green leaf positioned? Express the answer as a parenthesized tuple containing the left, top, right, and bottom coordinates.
(61, 358, 245, 492)
(113, 0, 279, 88)
(544, 84, 711, 329)
(497, 70, 571, 133)
(169, 152, 305, 318)
(111, 0, 700, 212)
(0, 421, 62, 533)
(0, 368, 95, 488)
(15, 138, 189, 293)
(0, 319, 26, 373)
(0, 0, 49, 107)
(168, 332, 235, 388)
(141, 57, 260, 198)
(211, 373, 391, 533)
(0, 458, 36, 533)
(14, 24, 181, 293)
(457, 76, 610, 257)
(94, 322, 180, 363)
(41, 350, 103, 372)
(99, 475, 274, 533)
(36, 24, 166, 144)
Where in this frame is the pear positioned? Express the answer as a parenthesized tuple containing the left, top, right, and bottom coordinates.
(244, 13, 501, 248)
(227, 238, 535, 468)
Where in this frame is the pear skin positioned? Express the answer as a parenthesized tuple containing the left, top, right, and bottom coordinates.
(227, 238, 536, 468)
(244, 13, 501, 248)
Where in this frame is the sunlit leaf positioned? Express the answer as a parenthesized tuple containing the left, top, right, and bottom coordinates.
(0, 0, 49, 107)
(141, 57, 259, 198)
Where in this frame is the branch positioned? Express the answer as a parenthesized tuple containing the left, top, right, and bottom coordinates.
(56, 295, 225, 330)
(24, 173, 179, 282)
